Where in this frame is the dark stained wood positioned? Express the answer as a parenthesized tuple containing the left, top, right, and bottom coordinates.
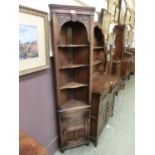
(58, 44, 89, 47)
(92, 23, 106, 79)
(49, 4, 95, 152)
(60, 82, 88, 90)
(90, 75, 120, 146)
(112, 25, 135, 88)
(90, 22, 120, 146)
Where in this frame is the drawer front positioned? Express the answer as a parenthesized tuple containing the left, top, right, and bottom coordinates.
(58, 109, 90, 147)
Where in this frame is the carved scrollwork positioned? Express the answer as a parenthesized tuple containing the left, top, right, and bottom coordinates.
(77, 15, 90, 40)
(57, 14, 90, 40)
(57, 14, 71, 32)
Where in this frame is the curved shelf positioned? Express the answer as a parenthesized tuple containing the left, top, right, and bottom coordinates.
(93, 46, 104, 50)
(93, 60, 104, 65)
(60, 64, 89, 69)
(58, 99, 90, 112)
(58, 44, 89, 48)
(60, 82, 88, 90)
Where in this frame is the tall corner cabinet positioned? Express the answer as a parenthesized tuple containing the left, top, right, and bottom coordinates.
(49, 4, 95, 152)
(90, 23, 120, 146)
(112, 24, 126, 89)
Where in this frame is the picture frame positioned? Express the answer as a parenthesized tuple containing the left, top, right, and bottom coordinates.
(125, 8, 131, 25)
(114, 6, 119, 22)
(107, 0, 116, 16)
(130, 12, 135, 28)
(119, 0, 127, 25)
(19, 6, 49, 76)
(100, 9, 111, 43)
(114, 0, 119, 5)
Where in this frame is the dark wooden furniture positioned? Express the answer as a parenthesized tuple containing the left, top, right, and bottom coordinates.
(91, 75, 119, 146)
(92, 23, 106, 79)
(126, 47, 135, 74)
(90, 23, 120, 146)
(49, 4, 95, 152)
(112, 25, 135, 89)
(112, 25, 126, 89)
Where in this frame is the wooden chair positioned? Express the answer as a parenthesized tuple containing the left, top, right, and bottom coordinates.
(19, 131, 48, 155)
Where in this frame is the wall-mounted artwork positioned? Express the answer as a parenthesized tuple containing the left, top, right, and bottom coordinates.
(19, 25, 38, 60)
(130, 12, 135, 28)
(114, 6, 119, 22)
(125, 8, 131, 25)
(19, 6, 49, 76)
(119, 0, 127, 25)
(107, 0, 116, 16)
(100, 9, 111, 43)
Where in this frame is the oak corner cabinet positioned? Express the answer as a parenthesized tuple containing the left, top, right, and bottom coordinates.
(90, 22, 120, 146)
(112, 24, 135, 88)
(112, 24, 126, 89)
(49, 4, 95, 152)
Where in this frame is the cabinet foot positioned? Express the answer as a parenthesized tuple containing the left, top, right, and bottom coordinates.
(94, 142, 98, 147)
(60, 149, 64, 153)
(86, 143, 89, 146)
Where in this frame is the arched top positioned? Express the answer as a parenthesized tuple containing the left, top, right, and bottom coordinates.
(59, 21, 89, 45)
(94, 23, 105, 46)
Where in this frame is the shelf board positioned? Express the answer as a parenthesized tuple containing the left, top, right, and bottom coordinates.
(93, 60, 104, 65)
(58, 99, 90, 112)
(60, 64, 89, 69)
(93, 46, 104, 49)
(58, 44, 89, 48)
(60, 82, 88, 90)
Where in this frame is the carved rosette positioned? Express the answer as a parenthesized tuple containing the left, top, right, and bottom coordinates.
(57, 14, 90, 40)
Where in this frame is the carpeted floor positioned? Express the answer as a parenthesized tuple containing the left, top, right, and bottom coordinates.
(54, 75, 135, 155)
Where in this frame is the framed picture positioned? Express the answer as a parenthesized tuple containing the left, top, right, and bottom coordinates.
(19, 6, 49, 76)
(119, 0, 127, 25)
(107, 0, 116, 16)
(100, 9, 111, 43)
(114, 0, 119, 5)
(125, 8, 130, 24)
(130, 12, 135, 28)
(114, 6, 119, 22)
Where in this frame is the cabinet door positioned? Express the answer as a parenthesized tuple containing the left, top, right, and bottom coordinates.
(106, 93, 115, 122)
(98, 95, 108, 136)
(59, 109, 90, 147)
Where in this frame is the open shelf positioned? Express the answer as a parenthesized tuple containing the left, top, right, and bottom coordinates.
(93, 60, 104, 65)
(93, 46, 104, 50)
(60, 82, 88, 90)
(58, 44, 89, 48)
(58, 99, 90, 112)
(60, 64, 89, 69)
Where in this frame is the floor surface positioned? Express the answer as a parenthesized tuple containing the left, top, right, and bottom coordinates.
(54, 75, 135, 155)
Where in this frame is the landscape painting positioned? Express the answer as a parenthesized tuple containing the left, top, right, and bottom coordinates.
(19, 25, 38, 60)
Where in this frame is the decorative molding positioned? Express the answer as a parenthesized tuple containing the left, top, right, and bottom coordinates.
(57, 14, 90, 40)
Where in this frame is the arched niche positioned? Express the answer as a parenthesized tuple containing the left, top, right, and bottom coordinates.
(58, 21, 88, 45)
(94, 25, 105, 46)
